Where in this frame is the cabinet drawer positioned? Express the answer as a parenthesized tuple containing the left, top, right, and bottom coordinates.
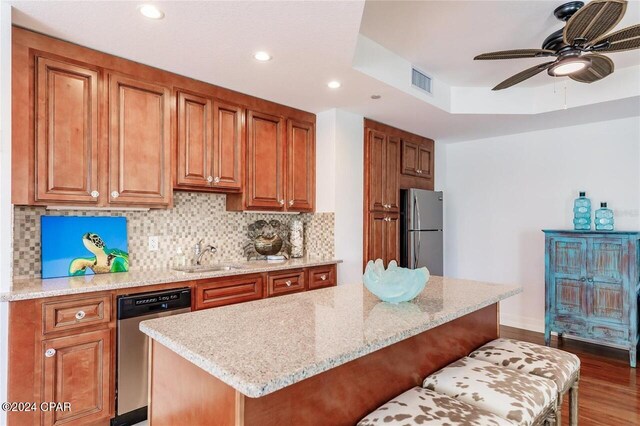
(43, 295, 111, 334)
(267, 269, 305, 297)
(308, 265, 337, 290)
(590, 323, 628, 342)
(552, 318, 588, 336)
(196, 274, 264, 310)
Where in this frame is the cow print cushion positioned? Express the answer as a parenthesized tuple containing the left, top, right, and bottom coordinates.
(468, 338, 580, 393)
(422, 357, 557, 426)
(358, 386, 514, 426)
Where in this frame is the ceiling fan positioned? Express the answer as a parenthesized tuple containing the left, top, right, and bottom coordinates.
(474, 0, 640, 90)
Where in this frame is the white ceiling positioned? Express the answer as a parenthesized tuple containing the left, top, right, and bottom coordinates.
(360, 0, 640, 88)
(7, 0, 640, 143)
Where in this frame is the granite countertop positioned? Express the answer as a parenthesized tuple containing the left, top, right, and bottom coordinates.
(139, 277, 521, 398)
(1, 258, 342, 301)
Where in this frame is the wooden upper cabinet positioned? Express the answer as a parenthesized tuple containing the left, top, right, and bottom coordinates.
(385, 136, 400, 212)
(212, 101, 243, 190)
(41, 329, 111, 426)
(245, 110, 285, 210)
(108, 73, 171, 206)
(35, 56, 100, 204)
(401, 138, 433, 180)
(367, 129, 386, 212)
(176, 91, 212, 188)
(287, 119, 315, 212)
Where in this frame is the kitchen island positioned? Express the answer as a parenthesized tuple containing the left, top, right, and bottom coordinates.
(140, 277, 521, 426)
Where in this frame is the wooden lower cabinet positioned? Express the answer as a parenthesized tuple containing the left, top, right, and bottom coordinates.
(367, 213, 399, 266)
(267, 269, 306, 297)
(41, 329, 111, 426)
(195, 274, 264, 309)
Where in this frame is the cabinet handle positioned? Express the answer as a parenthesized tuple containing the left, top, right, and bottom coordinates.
(207, 176, 214, 183)
(285, 280, 292, 287)
(45, 348, 56, 358)
(90, 190, 99, 198)
(214, 177, 221, 184)
(111, 191, 120, 199)
(320, 274, 327, 281)
(279, 199, 285, 206)
(75, 310, 86, 320)
(289, 200, 294, 206)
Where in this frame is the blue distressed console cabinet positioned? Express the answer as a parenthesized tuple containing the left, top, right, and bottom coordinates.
(544, 230, 639, 367)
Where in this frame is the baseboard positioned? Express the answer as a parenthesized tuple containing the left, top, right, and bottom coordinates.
(499, 312, 545, 333)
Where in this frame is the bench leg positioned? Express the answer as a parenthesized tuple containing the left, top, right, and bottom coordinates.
(569, 379, 579, 426)
(556, 394, 563, 426)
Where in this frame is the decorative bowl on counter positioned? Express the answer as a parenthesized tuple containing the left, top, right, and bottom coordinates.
(363, 259, 430, 304)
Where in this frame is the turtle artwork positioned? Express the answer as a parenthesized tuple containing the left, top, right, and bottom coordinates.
(243, 219, 291, 260)
(69, 232, 130, 276)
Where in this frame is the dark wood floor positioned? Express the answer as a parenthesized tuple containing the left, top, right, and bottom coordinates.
(500, 326, 639, 426)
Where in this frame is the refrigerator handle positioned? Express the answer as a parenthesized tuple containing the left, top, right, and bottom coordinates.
(413, 195, 421, 267)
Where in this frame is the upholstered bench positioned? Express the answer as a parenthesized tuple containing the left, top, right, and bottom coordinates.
(422, 357, 558, 426)
(469, 338, 580, 426)
(357, 386, 514, 426)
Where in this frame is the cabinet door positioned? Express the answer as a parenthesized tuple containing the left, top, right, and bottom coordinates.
(385, 136, 400, 211)
(549, 238, 589, 321)
(588, 238, 627, 324)
(41, 329, 111, 426)
(367, 130, 386, 211)
(108, 73, 171, 206)
(286, 119, 315, 212)
(35, 56, 99, 204)
(367, 213, 386, 264)
(246, 110, 285, 209)
(418, 145, 433, 179)
(212, 101, 243, 190)
(385, 213, 400, 265)
(176, 91, 212, 188)
(401, 139, 419, 176)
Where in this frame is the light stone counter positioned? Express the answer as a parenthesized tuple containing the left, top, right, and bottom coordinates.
(140, 277, 521, 398)
(1, 258, 341, 301)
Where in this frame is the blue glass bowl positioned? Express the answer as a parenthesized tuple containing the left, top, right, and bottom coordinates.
(363, 259, 430, 304)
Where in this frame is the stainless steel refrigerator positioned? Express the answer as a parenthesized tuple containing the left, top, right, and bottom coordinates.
(400, 189, 444, 275)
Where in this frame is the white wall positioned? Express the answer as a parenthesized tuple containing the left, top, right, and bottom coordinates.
(0, 3, 12, 422)
(443, 117, 640, 332)
(315, 109, 364, 284)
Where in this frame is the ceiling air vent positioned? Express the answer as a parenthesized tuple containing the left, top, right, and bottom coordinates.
(411, 67, 432, 94)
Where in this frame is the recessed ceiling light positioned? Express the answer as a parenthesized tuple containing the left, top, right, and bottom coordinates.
(327, 81, 341, 89)
(254, 51, 272, 62)
(371, 94, 381, 99)
(139, 4, 164, 19)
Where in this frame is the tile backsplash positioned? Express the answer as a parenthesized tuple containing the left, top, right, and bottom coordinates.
(13, 192, 335, 279)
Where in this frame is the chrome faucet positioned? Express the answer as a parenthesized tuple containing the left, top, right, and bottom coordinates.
(194, 239, 217, 265)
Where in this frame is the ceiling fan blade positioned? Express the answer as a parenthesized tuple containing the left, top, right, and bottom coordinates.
(492, 61, 556, 91)
(591, 23, 640, 52)
(474, 49, 556, 60)
(564, 0, 627, 45)
(570, 54, 614, 83)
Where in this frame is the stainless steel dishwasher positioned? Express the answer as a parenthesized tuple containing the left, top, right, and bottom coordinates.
(113, 287, 191, 426)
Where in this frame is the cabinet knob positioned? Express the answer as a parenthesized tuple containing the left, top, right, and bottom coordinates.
(285, 280, 292, 287)
(279, 199, 285, 206)
(90, 190, 99, 198)
(320, 274, 327, 281)
(417, 169, 422, 174)
(214, 176, 221, 184)
(587, 277, 594, 283)
(207, 176, 214, 183)
(580, 277, 586, 282)
(111, 191, 120, 199)
(45, 348, 56, 358)
(75, 310, 86, 320)
(289, 200, 294, 206)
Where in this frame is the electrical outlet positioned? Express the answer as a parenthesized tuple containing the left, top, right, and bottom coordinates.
(148, 236, 159, 251)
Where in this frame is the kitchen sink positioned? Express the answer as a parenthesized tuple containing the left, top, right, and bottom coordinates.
(173, 264, 245, 273)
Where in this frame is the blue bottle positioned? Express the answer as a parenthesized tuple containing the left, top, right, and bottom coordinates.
(573, 191, 591, 230)
(595, 202, 614, 231)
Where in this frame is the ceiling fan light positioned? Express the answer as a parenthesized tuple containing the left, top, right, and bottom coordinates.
(548, 57, 590, 76)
